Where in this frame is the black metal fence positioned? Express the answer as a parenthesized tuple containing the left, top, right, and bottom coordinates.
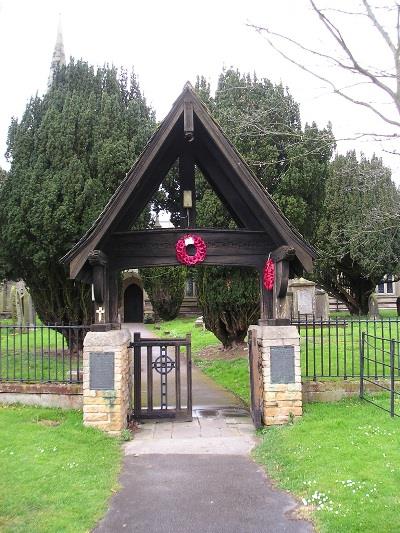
(291, 316, 400, 380)
(360, 333, 400, 417)
(0, 324, 90, 384)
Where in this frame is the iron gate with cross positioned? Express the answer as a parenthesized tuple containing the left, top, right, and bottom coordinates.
(129, 332, 192, 421)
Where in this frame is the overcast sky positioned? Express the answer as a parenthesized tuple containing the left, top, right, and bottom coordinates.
(0, 0, 399, 181)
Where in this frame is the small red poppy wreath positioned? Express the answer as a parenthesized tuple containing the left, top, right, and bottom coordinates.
(263, 258, 275, 291)
(176, 234, 207, 266)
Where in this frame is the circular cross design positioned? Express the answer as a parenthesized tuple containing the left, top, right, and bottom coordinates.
(176, 234, 207, 266)
(153, 355, 175, 374)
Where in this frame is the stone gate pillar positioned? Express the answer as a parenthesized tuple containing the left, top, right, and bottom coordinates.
(249, 324, 302, 425)
(83, 329, 132, 435)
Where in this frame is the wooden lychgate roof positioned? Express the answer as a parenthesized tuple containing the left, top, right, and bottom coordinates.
(61, 82, 316, 279)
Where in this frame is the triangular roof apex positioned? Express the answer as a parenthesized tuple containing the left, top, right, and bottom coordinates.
(183, 81, 194, 91)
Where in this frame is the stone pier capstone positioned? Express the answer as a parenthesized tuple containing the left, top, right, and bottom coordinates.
(249, 325, 302, 425)
(83, 329, 132, 435)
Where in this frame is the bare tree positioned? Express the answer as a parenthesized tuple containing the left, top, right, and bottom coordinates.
(249, 1, 400, 139)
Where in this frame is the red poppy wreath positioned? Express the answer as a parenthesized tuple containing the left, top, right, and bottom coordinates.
(176, 234, 207, 266)
(263, 258, 275, 291)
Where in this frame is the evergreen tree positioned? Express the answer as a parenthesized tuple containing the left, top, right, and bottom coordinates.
(140, 267, 187, 321)
(0, 60, 155, 325)
(155, 69, 334, 347)
(0, 167, 6, 190)
(316, 151, 400, 315)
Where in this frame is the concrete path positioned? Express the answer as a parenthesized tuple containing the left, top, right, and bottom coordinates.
(95, 455, 314, 533)
(94, 323, 313, 533)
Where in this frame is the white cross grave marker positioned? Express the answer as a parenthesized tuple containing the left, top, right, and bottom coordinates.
(96, 306, 105, 322)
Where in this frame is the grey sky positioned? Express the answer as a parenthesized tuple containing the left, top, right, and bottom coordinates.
(0, 0, 399, 181)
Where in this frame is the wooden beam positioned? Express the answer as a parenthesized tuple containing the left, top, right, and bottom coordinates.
(105, 229, 273, 270)
(184, 100, 194, 141)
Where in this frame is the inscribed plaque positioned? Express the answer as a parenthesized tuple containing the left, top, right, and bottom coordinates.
(297, 290, 313, 315)
(89, 352, 115, 390)
(270, 346, 295, 384)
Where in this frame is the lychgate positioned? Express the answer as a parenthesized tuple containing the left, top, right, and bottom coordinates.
(61, 82, 315, 433)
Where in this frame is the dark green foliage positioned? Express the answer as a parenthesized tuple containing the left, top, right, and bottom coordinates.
(315, 151, 400, 315)
(140, 267, 187, 321)
(0, 60, 155, 325)
(197, 266, 259, 347)
(155, 68, 333, 347)
(0, 167, 6, 190)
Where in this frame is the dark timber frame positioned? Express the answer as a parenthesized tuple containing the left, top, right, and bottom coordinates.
(61, 82, 316, 330)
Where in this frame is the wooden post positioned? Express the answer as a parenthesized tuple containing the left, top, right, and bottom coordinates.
(179, 147, 196, 227)
(88, 250, 111, 331)
(108, 269, 119, 325)
(259, 266, 274, 321)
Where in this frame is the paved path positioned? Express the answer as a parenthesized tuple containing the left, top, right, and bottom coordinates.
(94, 323, 313, 533)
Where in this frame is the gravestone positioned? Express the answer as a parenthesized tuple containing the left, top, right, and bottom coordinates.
(368, 293, 380, 319)
(195, 316, 204, 328)
(290, 278, 316, 318)
(0, 284, 5, 314)
(9, 281, 36, 327)
(315, 289, 329, 320)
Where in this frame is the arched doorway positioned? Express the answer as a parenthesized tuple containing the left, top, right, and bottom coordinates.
(124, 284, 143, 323)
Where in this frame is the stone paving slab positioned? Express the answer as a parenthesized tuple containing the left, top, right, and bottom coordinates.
(94, 455, 314, 533)
(125, 435, 256, 455)
(125, 407, 258, 455)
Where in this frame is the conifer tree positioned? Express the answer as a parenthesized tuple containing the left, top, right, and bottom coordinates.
(140, 267, 187, 321)
(316, 151, 400, 315)
(0, 60, 155, 325)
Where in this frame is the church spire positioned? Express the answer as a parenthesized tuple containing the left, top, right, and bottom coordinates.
(48, 16, 66, 86)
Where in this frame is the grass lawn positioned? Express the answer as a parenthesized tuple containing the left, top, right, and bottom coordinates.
(0, 405, 121, 533)
(254, 397, 400, 533)
(196, 358, 251, 404)
(148, 317, 220, 355)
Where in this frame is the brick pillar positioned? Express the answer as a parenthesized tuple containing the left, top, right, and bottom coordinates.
(250, 325, 302, 425)
(83, 329, 132, 436)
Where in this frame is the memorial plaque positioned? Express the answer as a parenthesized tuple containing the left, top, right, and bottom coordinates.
(297, 290, 313, 315)
(89, 352, 115, 390)
(270, 346, 295, 384)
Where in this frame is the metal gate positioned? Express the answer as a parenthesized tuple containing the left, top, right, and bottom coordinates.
(129, 332, 192, 421)
(248, 329, 263, 428)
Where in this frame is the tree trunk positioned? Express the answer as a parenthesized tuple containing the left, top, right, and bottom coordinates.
(26, 267, 92, 353)
(320, 276, 376, 316)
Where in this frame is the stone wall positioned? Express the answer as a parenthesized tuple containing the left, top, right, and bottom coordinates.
(83, 329, 132, 436)
(302, 379, 394, 402)
(0, 382, 82, 409)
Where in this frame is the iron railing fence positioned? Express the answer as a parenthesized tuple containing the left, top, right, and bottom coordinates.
(0, 324, 90, 384)
(360, 333, 400, 417)
(291, 316, 400, 380)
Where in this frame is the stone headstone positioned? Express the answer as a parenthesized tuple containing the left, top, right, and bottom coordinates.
(298, 290, 313, 314)
(289, 278, 316, 318)
(195, 316, 204, 328)
(368, 293, 380, 319)
(7, 281, 36, 327)
(0, 284, 4, 314)
(315, 289, 329, 320)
